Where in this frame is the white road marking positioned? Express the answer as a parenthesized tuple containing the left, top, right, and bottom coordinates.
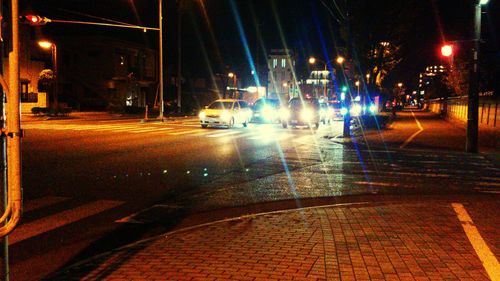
(400, 112, 424, 148)
(168, 129, 206, 135)
(206, 131, 243, 138)
(23, 196, 70, 213)
(452, 203, 500, 281)
(10, 200, 124, 245)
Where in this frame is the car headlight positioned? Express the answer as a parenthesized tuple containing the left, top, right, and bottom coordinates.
(262, 106, 275, 120)
(300, 108, 314, 121)
(199, 111, 206, 119)
(279, 108, 290, 119)
(350, 104, 362, 116)
(221, 111, 231, 121)
(369, 104, 377, 114)
(340, 107, 348, 116)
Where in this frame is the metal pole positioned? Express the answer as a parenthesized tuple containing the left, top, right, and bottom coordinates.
(0, 0, 9, 277)
(158, 0, 164, 120)
(466, 2, 481, 153)
(52, 44, 58, 115)
(176, 1, 182, 114)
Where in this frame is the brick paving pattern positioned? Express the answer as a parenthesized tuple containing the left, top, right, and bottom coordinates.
(48, 201, 498, 280)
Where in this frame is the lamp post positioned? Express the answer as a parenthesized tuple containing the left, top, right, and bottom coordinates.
(38, 40, 58, 114)
(467, 0, 488, 153)
(309, 56, 336, 99)
(158, 0, 165, 119)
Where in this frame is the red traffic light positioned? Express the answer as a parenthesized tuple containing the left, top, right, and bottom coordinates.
(22, 15, 49, 25)
(441, 44, 453, 57)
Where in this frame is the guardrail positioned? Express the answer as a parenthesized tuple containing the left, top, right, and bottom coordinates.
(429, 96, 498, 128)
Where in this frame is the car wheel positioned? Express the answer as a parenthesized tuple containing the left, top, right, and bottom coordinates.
(315, 122, 320, 129)
(322, 119, 326, 125)
(282, 122, 288, 128)
(243, 120, 248, 127)
(201, 124, 208, 128)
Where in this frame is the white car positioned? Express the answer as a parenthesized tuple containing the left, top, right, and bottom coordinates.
(199, 99, 253, 128)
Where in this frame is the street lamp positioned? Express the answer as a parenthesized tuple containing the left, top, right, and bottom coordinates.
(38, 40, 58, 113)
(308, 56, 331, 98)
(336, 56, 345, 64)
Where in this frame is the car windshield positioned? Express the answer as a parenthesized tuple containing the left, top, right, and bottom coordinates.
(208, 101, 233, 109)
(18, 1, 498, 280)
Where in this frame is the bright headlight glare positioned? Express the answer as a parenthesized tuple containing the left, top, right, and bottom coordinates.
(221, 111, 231, 120)
(350, 104, 362, 116)
(262, 106, 275, 120)
(340, 107, 348, 116)
(369, 104, 377, 113)
(280, 108, 290, 119)
(199, 111, 206, 119)
(301, 109, 313, 121)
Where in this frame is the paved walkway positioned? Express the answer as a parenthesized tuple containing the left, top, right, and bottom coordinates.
(46, 198, 499, 280)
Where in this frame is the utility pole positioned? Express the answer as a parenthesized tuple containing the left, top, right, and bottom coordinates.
(158, 0, 165, 120)
(466, 1, 483, 153)
(176, 0, 182, 113)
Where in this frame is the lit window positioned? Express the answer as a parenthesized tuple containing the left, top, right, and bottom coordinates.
(273, 59, 277, 68)
(281, 59, 286, 68)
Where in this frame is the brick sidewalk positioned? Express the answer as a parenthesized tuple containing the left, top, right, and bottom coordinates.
(47, 198, 499, 280)
(356, 111, 498, 152)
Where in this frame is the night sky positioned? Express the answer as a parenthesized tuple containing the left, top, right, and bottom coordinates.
(21, 0, 500, 91)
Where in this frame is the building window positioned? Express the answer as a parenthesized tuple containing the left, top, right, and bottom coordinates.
(281, 59, 286, 68)
(273, 59, 277, 68)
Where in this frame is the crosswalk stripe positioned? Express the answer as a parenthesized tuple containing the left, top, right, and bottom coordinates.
(23, 196, 71, 213)
(128, 128, 174, 133)
(169, 129, 205, 135)
(10, 200, 124, 245)
(207, 131, 243, 138)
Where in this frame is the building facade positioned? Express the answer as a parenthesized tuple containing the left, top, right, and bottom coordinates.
(267, 49, 296, 102)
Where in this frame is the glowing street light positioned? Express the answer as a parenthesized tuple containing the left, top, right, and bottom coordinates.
(336, 56, 345, 64)
(397, 82, 403, 88)
(441, 44, 453, 57)
(308, 57, 316, 64)
(38, 40, 58, 113)
(228, 72, 234, 78)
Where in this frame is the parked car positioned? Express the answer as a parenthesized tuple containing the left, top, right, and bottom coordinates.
(199, 99, 252, 128)
(280, 97, 320, 129)
(251, 98, 281, 123)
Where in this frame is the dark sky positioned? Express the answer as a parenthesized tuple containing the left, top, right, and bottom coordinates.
(21, 0, 500, 90)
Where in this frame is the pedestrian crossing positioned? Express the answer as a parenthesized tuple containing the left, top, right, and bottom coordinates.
(22, 122, 332, 143)
(10, 196, 124, 245)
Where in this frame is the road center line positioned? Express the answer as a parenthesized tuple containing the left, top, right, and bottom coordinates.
(399, 112, 424, 149)
(451, 203, 500, 281)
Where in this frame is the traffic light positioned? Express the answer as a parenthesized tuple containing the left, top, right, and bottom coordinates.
(440, 44, 453, 57)
(341, 86, 347, 92)
(22, 15, 50, 25)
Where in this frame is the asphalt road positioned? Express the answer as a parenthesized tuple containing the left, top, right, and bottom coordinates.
(3, 115, 500, 280)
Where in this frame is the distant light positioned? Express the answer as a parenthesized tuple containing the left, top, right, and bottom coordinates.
(354, 96, 361, 102)
(251, 70, 255, 75)
(479, 0, 489, 5)
(354, 81, 360, 87)
(228, 72, 234, 78)
(336, 56, 345, 64)
(308, 57, 316, 64)
(247, 86, 257, 93)
(369, 104, 377, 113)
(340, 107, 348, 115)
(340, 92, 345, 101)
(341, 86, 347, 92)
(441, 44, 453, 57)
(282, 82, 288, 87)
(397, 82, 403, 88)
(38, 41, 53, 49)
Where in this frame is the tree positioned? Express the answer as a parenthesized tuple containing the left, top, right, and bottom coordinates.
(443, 58, 469, 97)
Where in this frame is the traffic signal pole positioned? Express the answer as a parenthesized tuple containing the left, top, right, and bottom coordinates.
(466, 2, 481, 153)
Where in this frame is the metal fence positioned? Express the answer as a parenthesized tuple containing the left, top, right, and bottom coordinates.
(429, 96, 498, 128)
